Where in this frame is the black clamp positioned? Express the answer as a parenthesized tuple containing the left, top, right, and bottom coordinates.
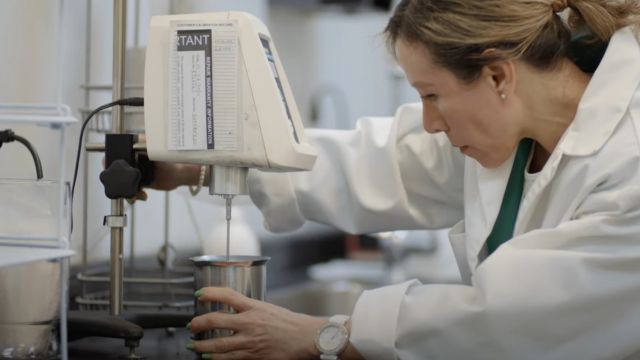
(99, 134, 155, 199)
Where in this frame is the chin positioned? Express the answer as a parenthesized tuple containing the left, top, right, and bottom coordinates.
(480, 160, 503, 169)
(469, 151, 509, 169)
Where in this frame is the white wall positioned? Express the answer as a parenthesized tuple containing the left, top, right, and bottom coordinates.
(268, 5, 417, 130)
(0, 0, 86, 181)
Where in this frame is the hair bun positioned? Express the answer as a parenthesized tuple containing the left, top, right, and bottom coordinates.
(551, 0, 569, 13)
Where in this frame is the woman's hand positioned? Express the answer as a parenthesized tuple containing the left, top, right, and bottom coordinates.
(189, 287, 326, 360)
(136, 134, 203, 191)
(150, 161, 202, 191)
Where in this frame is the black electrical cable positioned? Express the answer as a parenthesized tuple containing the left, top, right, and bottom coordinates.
(12, 134, 44, 180)
(70, 97, 144, 234)
(0, 129, 44, 180)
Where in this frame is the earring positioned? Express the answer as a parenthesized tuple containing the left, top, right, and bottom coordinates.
(500, 93, 507, 100)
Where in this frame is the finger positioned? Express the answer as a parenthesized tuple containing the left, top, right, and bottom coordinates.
(190, 311, 243, 334)
(197, 287, 257, 312)
(203, 350, 259, 360)
(125, 190, 147, 205)
(193, 333, 250, 354)
(136, 190, 148, 201)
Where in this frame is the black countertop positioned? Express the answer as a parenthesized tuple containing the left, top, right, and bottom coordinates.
(68, 327, 196, 360)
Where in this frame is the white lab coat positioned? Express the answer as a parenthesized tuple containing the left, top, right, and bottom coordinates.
(248, 26, 640, 359)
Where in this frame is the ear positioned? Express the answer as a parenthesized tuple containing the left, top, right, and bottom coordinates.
(480, 51, 517, 98)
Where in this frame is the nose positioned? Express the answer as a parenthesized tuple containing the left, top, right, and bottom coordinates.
(421, 102, 447, 134)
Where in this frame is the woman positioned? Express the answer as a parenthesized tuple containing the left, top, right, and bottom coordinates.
(162, 0, 640, 358)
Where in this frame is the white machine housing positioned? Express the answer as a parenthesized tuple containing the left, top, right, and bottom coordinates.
(144, 12, 316, 174)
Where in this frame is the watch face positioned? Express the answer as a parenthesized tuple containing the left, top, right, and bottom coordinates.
(318, 324, 349, 353)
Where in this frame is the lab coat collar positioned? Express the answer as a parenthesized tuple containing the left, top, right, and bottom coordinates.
(559, 26, 640, 156)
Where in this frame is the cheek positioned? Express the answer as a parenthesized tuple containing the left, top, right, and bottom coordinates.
(457, 98, 506, 137)
(438, 90, 490, 124)
(433, 100, 464, 128)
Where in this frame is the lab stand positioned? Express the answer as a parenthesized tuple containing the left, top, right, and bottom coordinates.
(0, 103, 77, 360)
(65, 2, 196, 358)
(76, 85, 195, 314)
(75, 10, 194, 315)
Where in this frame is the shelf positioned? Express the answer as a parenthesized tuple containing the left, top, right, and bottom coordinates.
(0, 103, 77, 126)
(0, 246, 74, 268)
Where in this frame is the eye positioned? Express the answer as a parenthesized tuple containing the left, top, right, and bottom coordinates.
(421, 94, 438, 103)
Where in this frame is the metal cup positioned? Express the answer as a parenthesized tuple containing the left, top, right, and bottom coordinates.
(190, 255, 270, 339)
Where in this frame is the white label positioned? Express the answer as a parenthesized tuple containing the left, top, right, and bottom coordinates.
(168, 21, 239, 151)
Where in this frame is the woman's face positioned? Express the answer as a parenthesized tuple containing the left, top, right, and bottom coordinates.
(395, 39, 523, 168)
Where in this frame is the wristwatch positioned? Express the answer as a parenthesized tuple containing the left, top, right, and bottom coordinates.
(315, 315, 350, 360)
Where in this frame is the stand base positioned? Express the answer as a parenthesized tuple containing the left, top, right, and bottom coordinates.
(67, 310, 194, 359)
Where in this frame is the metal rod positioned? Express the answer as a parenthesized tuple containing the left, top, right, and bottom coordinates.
(77, 274, 194, 285)
(76, 298, 193, 309)
(81, 0, 94, 303)
(163, 192, 170, 273)
(109, 0, 127, 317)
(81, 0, 92, 291)
(57, 76, 69, 360)
(134, 0, 140, 48)
(60, 259, 69, 360)
(224, 195, 233, 261)
(130, 204, 135, 270)
(112, 0, 126, 134)
(109, 224, 124, 316)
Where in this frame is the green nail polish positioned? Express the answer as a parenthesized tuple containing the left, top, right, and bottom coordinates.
(186, 340, 195, 351)
(194, 289, 204, 298)
(202, 354, 212, 359)
(186, 322, 191, 331)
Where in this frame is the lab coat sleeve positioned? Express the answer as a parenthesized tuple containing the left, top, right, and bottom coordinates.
(247, 103, 465, 234)
(350, 163, 640, 359)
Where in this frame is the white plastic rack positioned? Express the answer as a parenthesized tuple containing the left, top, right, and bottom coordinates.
(0, 103, 77, 360)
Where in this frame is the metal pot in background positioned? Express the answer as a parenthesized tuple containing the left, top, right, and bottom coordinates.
(190, 255, 269, 339)
(0, 260, 60, 359)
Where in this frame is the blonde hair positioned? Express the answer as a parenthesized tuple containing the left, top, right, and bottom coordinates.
(385, 0, 640, 82)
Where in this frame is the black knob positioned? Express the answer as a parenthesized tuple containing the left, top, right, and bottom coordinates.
(99, 159, 142, 199)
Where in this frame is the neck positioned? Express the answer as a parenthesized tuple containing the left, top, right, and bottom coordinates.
(517, 59, 591, 169)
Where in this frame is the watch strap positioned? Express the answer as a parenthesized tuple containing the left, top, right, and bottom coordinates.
(320, 355, 338, 360)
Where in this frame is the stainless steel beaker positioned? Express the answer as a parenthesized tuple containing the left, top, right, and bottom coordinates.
(190, 255, 270, 339)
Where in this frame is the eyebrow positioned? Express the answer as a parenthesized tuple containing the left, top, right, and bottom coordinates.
(410, 80, 434, 88)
